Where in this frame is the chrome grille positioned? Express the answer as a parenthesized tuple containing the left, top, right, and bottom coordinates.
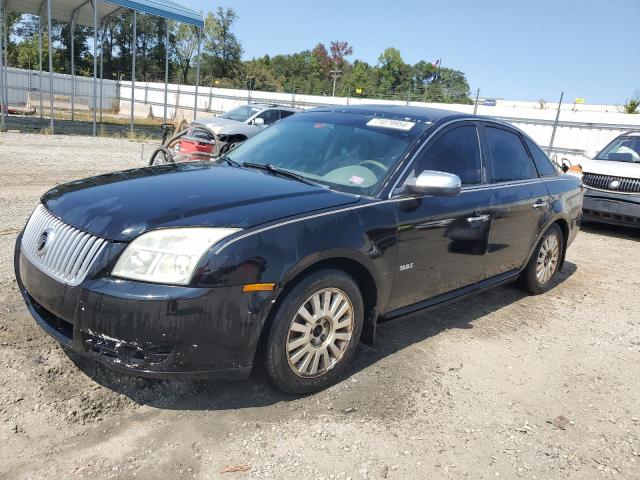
(582, 173, 640, 194)
(21, 205, 107, 286)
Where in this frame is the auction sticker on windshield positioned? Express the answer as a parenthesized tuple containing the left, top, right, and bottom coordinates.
(366, 118, 416, 131)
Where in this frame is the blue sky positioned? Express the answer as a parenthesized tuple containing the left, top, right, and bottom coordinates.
(187, 0, 639, 105)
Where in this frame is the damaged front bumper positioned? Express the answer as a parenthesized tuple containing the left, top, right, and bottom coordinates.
(583, 189, 640, 228)
(14, 238, 272, 380)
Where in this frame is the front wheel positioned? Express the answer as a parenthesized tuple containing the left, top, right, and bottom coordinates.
(518, 224, 564, 294)
(262, 270, 364, 394)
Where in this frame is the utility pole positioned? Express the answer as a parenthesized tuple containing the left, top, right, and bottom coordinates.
(330, 69, 341, 97)
(473, 88, 480, 115)
(547, 91, 564, 156)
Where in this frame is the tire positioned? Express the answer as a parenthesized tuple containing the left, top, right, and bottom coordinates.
(149, 147, 174, 166)
(518, 223, 564, 294)
(262, 269, 364, 394)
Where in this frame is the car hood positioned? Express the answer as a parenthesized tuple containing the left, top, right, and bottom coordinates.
(41, 162, 359, 242)
(193, 116, 243, 134)
(579, 158, 640, 178)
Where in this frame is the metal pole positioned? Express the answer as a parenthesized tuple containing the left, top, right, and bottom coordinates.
(547, 91, 564, 156)
(130, 9, 136, 133)
(70, 15, 76, 121)
(473, 88, 480, 115)
(38, 14, 43, 121)
(0, 2, 5, 131)
(163, 19, 169, 122)
(92, 0, 97, 136)
(2, 3, 8, 125)
(193, 27, 201, 121)
(99, 23, 105, 124)
(47, 0, 54, 133)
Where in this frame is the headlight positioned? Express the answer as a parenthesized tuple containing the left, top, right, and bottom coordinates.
(112, 227, 240, 285)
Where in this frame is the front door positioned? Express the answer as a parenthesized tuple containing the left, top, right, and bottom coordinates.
(389, 123, 492, 311)
(480, 124, 550, 277)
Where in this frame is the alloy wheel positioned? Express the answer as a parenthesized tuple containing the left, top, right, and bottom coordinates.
(536, 233, 560, 285)
(286, 287, 354, 378)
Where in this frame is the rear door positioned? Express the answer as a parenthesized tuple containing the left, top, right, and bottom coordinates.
(389, 122, 492, 310)
(480, 123, 550, 277)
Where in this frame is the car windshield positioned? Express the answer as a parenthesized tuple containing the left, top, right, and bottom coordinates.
(219, 105, 262, 122)
(225, 112, 430, 196)
(595, 136, 640, 163)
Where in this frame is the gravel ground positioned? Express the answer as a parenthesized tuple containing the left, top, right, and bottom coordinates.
(0, 133, 639, 480)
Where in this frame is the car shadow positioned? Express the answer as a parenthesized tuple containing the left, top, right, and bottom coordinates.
(581, 221, 640, 241)
(69, 262, 577, 411)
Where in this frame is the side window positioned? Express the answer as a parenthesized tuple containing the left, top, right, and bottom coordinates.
(484, 126, 537, 182)
(524, 137, 558, 177)
(279, 110, 296, 119)
(409, 125, 482, 185)
(257, 109, 280, 125)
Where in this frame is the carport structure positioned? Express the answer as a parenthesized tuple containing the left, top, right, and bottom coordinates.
(0, 0, 204, 134)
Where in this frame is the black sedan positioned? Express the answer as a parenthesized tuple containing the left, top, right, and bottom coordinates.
(15, 105, 584, 394)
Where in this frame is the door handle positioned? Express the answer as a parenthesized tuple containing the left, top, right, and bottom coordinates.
(466, 213, 490, 223)
(532, 200, 548, 209)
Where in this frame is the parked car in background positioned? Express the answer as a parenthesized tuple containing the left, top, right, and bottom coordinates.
(578, 131, 640, 227)
(149, 103, 302, 165)
(15, 105, 583, 394)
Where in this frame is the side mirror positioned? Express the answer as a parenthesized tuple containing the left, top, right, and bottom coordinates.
(253, 117, 265, 126)
(406, 170, 462, 196)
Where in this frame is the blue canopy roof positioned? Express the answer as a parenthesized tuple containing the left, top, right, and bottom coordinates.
(3, 0, 204, 28)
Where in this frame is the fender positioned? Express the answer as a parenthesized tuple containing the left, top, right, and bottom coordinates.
(193, 200, 399, 311)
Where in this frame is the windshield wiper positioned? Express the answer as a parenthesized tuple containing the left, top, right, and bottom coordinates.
(217, 154, 241, 167)
(242, 162, 321, 187)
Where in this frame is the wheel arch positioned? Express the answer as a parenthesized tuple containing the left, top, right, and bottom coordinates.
(254, 253, 381, 366)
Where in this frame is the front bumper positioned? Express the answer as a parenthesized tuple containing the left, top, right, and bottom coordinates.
(583, 189, 640, 227)
(14, 238, 274, 379)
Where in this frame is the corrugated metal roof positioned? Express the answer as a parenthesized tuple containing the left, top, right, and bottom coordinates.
(3, 0, 204, 27)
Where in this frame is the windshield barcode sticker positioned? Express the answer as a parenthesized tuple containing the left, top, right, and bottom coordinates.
(366, 118, 416, 131)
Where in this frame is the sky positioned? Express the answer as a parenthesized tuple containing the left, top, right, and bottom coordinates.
(186, 0, 640, 105)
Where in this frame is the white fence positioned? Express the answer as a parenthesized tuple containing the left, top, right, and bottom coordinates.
(3, 66, 119, 110)
(4, 66, 640, 162)
(118, 81, 640, 163)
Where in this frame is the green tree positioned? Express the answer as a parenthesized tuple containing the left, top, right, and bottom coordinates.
(172, 22, 198, 82)
(203, 7, 242, 79)
(377, 47, 411, 95)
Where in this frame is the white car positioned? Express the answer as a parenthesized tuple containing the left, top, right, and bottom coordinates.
(579, 131, 640, 227)
(193, 103, 301, 144)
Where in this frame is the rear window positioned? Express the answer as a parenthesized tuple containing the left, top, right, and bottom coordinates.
(525, 138, 558, 177)
(485, 126, 538, 182)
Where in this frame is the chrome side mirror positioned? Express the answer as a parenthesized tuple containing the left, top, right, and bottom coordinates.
(406, 170, 462, 196)
(253, 117, 265, 126)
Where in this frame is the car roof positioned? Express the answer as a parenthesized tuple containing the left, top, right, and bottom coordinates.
(250, 103, 302, 112)
(306, 104, 466, 123)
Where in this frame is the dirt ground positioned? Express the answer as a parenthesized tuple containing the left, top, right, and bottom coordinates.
(0, 133, 639, 480)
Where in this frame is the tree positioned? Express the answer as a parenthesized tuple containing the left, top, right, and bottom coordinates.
(173, 22, 198, 82)
(203, 7, 242, 79)
(377, 47, 411, 95)
(623, 90, 640, 114)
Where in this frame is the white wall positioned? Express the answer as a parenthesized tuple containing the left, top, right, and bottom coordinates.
(4, 67, 119, 110)
(5, 66, 639, 162)
(118, 81, 640, 163)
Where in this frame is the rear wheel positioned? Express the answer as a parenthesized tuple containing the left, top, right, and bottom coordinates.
(518, 224, 563, 294)
(262, 269, 363, 394)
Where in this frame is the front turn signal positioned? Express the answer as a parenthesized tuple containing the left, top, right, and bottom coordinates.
(243, 283, 277, 292)
(567, 164, 582, 174)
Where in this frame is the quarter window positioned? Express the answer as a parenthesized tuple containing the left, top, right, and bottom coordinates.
(410, 125, 482, 185)
(485, 126, 537, 182)
(524, 137, 558, 177)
